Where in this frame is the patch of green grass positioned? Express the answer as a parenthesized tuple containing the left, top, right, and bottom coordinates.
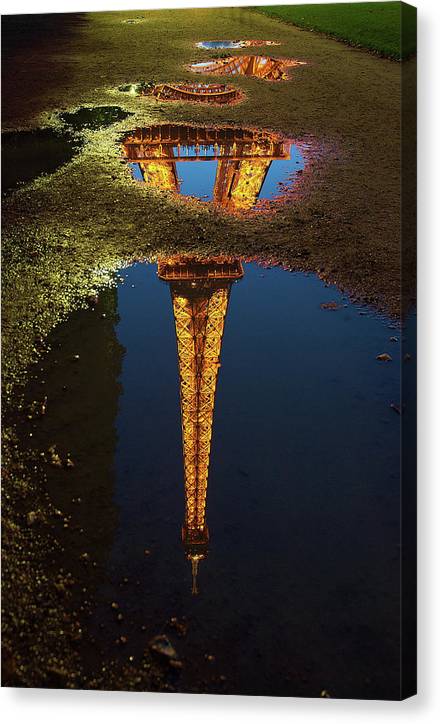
(256, 2, 416, 60)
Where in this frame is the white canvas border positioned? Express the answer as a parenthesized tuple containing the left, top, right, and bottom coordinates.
(1, 1, 439, 722)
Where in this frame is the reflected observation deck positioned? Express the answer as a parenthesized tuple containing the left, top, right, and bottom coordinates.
(196, 40, 281, 50)
(120, 81, 241, 104)
(158, 256, 244, 593)
(123, 124, 292, 213)
(152, 82, 241, 104)
(189, 55, 306, 81)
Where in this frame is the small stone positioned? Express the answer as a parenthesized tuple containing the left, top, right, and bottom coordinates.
(320, 301, 341, 311)
(48, 445, 63, 467)
(169, 616, 188, 637)
(169, 659, 183, 670)
(148, 634, 178, 661)
(27, 511, 39, 526)
(73, 355, 80, 361)
(111, 602, 119, 610)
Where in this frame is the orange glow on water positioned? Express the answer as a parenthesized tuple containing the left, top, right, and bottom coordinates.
(189, 55, 306, 81)
(158, 256, 243, 593)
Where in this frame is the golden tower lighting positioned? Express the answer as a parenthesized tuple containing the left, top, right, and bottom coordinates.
(158, 256, 244, 594)
(123, 124, 291, 213)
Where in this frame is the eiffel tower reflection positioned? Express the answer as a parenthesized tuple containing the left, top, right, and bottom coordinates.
(158, 256, 243, 593)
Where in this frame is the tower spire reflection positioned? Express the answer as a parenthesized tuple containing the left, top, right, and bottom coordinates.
(158, 256, 243, 593)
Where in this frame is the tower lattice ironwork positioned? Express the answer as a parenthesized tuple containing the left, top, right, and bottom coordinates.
(189, 55, 306, 81)
(123, 124, 291, 212)
(158, 256, 243, 593)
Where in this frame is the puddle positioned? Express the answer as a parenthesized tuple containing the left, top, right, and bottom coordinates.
(22, 259, 402, 697)
(152, 82, 242, 105)
(120, 81, 242, 105)
(119, 81, 154, 96)
(122, 124, 309, 215)
(196, 40, 280, 49)
(59, 106, 132, 131)
(189, 55, 306, 81)
(1, 128, 82, 193)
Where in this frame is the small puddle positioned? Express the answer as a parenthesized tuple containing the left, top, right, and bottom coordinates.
(189, 55, 306, 81)
(120, 81, 242, 105)
(119, 81, 153, 96)
(59, 106, 132, 131)
(122, 124, 309, 215)
(21, 259, 402, 697)
(1, 128, 81, 194)
(196, 40, 280, 49)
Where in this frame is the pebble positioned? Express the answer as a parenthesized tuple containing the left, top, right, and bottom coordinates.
(27, 511, 39, 526)
(148, 634, 179, 662)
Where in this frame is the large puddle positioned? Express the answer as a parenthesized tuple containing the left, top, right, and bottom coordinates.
(1, 106, 133, 193)
(23, 259, 403, 697)
(196, 40, 281, 49)
(1, 128, 82, 193)
(122, 124, 308, 215)
(189, 56, 306, 81)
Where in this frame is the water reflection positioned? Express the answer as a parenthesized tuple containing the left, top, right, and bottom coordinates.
(158, 256, 243, 593)
(106, 261, 401, 696)
(189, 55, 306, 81)
(153, 82, 242, 104)
(122, 124, 305, 214)
(120, 81, 242, 104)
(196, 40, 281, 49)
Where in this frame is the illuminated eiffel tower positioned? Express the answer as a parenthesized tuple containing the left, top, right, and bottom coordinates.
(158, 256, 243, 594)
